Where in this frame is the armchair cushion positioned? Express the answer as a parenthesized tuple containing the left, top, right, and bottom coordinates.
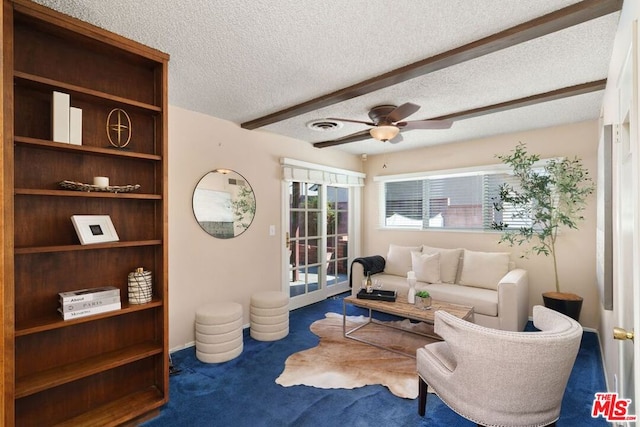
(422, 341, 456, 372)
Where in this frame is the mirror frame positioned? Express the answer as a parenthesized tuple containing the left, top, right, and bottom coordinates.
(192, 169, 256, 239)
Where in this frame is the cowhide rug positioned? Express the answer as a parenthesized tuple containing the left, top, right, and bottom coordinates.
(275, 312, 438, 399)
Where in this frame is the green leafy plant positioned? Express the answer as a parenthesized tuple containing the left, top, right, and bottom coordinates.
(492, 142, 594, 293)
(231, 185, 256, 231)
(416, 290, 430, 298)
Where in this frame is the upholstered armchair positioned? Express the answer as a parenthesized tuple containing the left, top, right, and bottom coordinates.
(417, 305, 583, 427)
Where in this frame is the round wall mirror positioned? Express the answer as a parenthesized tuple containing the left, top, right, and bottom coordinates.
(192, 169, 256, 238)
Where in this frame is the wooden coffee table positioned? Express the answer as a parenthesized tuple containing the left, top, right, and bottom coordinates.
(342, 295, 474, 358)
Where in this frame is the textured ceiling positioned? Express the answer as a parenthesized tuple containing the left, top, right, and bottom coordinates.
(33, 0, 621, 155)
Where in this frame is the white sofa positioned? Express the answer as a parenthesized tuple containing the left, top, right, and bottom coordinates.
(350, 244, 529, 331)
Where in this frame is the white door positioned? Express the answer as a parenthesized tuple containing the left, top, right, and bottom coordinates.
(282, 181, 354, 310)
(325, 185, 351, 297)
(615, 114, 637, 421)
(284, 181, 328, 310)
(613, 20, 640, 423)
(280, 160, 364, 310)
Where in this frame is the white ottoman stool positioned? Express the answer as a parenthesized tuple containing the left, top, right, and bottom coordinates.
(195, 302, 243, 363)
(250, 291, 289, 341)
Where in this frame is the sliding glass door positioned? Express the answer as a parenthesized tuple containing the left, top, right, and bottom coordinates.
(287, 182, 324, 302)
(281, 159, 364, 310)
(285, 182, 352, 309)
(326, 186, 349, 293)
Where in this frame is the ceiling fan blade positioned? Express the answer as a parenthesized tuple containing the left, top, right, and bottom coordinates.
(313, 129, 372, 148)
(326, 117, 376, 126)
(397, 119, 453, 130)
(386, 102, 421, 123)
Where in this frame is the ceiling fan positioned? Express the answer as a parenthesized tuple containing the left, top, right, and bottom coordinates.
(313, 102, 453, 148)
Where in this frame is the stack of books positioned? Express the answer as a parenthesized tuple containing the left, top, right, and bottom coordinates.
(58, 286, 121, 320)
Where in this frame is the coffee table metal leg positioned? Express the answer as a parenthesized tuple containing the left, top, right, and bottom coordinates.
(343, 299, 373, 338)
(343, 299, 423, 358)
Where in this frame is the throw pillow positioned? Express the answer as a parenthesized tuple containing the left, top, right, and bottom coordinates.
(411, 252, 441, 283)
(421, 246, 463, 284)
(458, 249, 510, 290)
(384, 244, 421, 276)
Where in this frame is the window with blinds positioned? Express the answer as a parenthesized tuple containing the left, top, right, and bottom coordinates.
(381, 169, 534, 231)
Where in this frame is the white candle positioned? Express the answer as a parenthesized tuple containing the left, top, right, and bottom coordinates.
(93, 176, 109, 188)
(407, 271, 416, 279)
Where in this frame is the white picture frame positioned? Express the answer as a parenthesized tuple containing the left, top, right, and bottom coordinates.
(71, 215, 119, 245)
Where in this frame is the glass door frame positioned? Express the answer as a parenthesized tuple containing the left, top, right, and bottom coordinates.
(282, 181, 361, 310)
(325, 185, 352, 297)
(285, 181, 327, 309)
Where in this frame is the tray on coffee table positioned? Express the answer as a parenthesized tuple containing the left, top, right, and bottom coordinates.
(356, 289, 397, 302)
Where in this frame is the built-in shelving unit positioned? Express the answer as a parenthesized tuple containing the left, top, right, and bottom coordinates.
(1, 1, 169, 425)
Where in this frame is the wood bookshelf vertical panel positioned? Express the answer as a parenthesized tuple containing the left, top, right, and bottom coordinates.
(1, 1, 17, 425)
(2, 1, 169, 425)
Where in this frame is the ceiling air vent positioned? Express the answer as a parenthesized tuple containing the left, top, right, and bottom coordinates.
(306, 120, 343, 132)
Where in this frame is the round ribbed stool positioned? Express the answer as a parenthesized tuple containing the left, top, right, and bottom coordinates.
(250, 291, 289, 341)
(195, 302, 243, 363)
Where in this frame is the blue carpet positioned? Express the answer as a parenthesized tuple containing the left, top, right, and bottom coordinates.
(143, 294, 608, 426)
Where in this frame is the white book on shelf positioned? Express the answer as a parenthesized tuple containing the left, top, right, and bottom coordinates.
(52, 91, 70, 143)
(60, 295, 121, 313)
(59, 286, 120, 303)
(58, 302, 122, 320)
(69, 106, 82, 145)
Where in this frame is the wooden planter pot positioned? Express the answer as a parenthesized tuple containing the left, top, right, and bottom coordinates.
(542, 291, 583, 321)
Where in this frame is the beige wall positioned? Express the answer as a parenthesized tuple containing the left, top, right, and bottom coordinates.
(360, 120, 600, 329)
(168, 106, 361, 350)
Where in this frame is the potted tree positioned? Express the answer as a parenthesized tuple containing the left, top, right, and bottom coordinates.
(492, 142, 595, 321)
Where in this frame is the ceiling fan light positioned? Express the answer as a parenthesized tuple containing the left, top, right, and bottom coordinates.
(370, 125, 399, 142)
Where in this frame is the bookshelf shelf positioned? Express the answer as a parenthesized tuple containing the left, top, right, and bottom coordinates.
(2, 1, 169, 425)
(16, 341, 163, 398)
(14, 240, 163, 255)
(16, 188, 162, 199)
(14, 136, 163, 160)
(14, 71, 163, 113)
(15, 299, 164, 336)
(54, 388, 165, 427)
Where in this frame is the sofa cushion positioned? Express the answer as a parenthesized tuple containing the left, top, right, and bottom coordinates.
(459, 249, 510, 290)
(424, 283, 498, 317)
(421, 246, 462, 284)
(384, 244, 421, 276)
(411, 251, 440, 283)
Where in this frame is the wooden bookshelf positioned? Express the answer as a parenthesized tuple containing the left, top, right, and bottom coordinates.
(1, 1, 169, 425)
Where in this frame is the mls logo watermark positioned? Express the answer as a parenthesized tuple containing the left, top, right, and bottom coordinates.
(592, 392, 637, 422)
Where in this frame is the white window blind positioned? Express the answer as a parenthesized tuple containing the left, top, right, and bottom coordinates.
(376, 163, 542, 231)
(483, 172, 532, 230)
(384, 180, 423, 227)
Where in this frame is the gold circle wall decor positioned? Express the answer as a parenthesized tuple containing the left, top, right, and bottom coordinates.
(106, 108, 132, 148)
